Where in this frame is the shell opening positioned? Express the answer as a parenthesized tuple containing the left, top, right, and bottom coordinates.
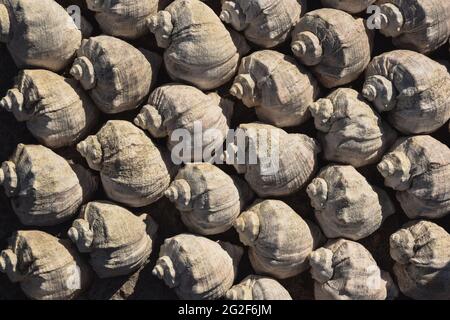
(0, 4, 10, 43)
(77, 136, 103, 171)
(0, 89, 24, 113)
(309, 99, 334, 132)
(379, 4, 404, 38)
(362, 75, 396, 113)
(0, 161, 18, 197)
(70, 57, 96, 90)
(291, 31, 323, 66)
(152, 256, 178, 288)
(133, 105, 166, 138)
(164, 179, 191, 207)
(68, 219, 94, 252)
(390, 229, 415, 264)
(307, 178, 328, 209)
(377, 152, 411, 191)
(147, 11, 173, 49)
(234, 211, 260, 246)
(310, 248, 334, 283)
(220, 1, 246, 31)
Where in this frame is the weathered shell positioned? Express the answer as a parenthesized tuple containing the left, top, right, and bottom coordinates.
(68, 201, 158, 278)
(390, 220, 450, 300)
(230, 50, 320, 127)
(77, 120, 173, 207)
(376, 0, 450, 53)
(133, 84, 232, 162)
(362, 50, 450, 134)
(377, 135, 450, 219)
(227, 123, 320, 197)
(0, 0, 81, 71)
(219, 0, 302, 48)
(152, 234, 242, 300)
(148, 0, 250, 90)
(164, 163, 254, 235)
(310, 88, 397, 167)
(226, 275, 292, 300)
(320, 0, 376, 13)
(0, 144, 98, 226)
(0, 230, 92, 300)
(70, 36, 161, 114)
(234, 199, 323, 279)
(307, 165, 395, 240)
(310, 239, 398, 300)
(291, 8, 372, 88)
(85, 0, 161, 39)
(0, 69, 99, 148)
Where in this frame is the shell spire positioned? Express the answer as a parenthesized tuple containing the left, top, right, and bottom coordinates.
(70, 56, 96, 90)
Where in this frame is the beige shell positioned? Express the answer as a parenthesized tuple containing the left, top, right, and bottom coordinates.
(227, 123, 320, 197)
(0, 230, 92, 300)
(68, 201, 158, 278)
(165, 163, 254, 235)
(77, 120, 173, 207)
(310, 88, 397, 167)
(152, 234, 243, 300)
(226, 275, 292, 300)
(0, 144, 98, 226)
(377, 135, 450, 219)
(376, 0, 450, 54)
(234, 199, 323, 279)
(320, 0, 376, 13)
(291, 8, 372, 88)
(307, 165, 395, 240)
(362, 50, 450, 134)
(0, 0, 81, 71)
(148, 0, 250, 90)
(390, 220, 450, 300)
(134, 84, 232, 162)
(230, 50, 320, 127)
(70, 36, 161, 114)
(219, 0, 302, 48)
(0, 69, 99, 148)
(85, 0, 160, 39)
(310, 239, 398, 300)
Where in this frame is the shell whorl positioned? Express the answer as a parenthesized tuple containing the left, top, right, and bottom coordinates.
(152, 255, 178, 288)
(362, 75, 396, 112)
(220, 1, 246, 32)
(378, 3, 404, 38)
(230, 73, 256, 104)
(306, 177, 328, 209)
(77, 135, 103, 171)
(389, 229, 415, 265)
(0, 89, 24, 114)
(377, 151, 411, 191)
(310, 247, 334, 283)
(0, 249, 22, 282)
(309, 98, 334, 132)
(70, 56, 96, 90)
(86, 0, 111, 12)
(147, 11, 173, 49)
(0, 4, 10, 43)
(234, 210, 260, 246)
(291, 31, 323, 66)
(225, 283, 253, 300)
(68, 218, 94, 253)
(133, 105, 166, 138)
(0, 161, 18, 197)
(164, 179, 192, 207)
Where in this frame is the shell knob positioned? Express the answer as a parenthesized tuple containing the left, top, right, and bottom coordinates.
(134, 105, 166, 138)
(378, 4, 404, 38)
(377, 152, 411, 191)
(70, 56, 96, 90)
(164, 179, 191, 207)
(310, 247, 334, 283)
(77, 135, 103, 171)
(152, 256, 178, 288)
(147, 11, 173, 49)
(309, 98, 334, 132)
(362, 75, 396, 112)
(234, 211, 260, 246)
(68, 218, 94, 253)
(291, 31, 323, 66)
(390, 229, 415, 265)
(307, 178, 328, 210)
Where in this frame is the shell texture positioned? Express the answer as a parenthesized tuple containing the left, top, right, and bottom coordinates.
(291, 8, 372, 88)
(0, 230, 92, 300)
(226, 275, 292, 300)
(320, 0, 376, 13)
(377, 135, 450, 219)
(230, 50, 321, 127)
(77, 120, 173, 207)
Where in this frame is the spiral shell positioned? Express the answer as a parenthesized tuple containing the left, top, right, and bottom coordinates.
(152, 234, 242, 300)
(320, 0, 376, 13)
(226, 275, 292, 300)
(310, 239, 398, 300)
(77, 120, 173, 207)
(0, 230, 92, 300)
(0, 0, 81, 71)
(362, 50, 450, 134)
(230, 50, 320, 127)
(148, 0, 250, 90)
(377, 135, 450, 219)
(291, 8, 372, 88)
(219, 0, 303, 48)
(390, 220, 450, 300)
(0, 144, 98, 226)
(70, 36, 161, 114)
(310, 88, 397, 167)
(234, 199, 323, 279)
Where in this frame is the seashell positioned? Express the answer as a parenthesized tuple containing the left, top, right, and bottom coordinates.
(234, 199, 324, 279)
(77, 120, 173, 207)
(0, 69, 99, 149)
(230, 50, 320, 127)
(165, 163, 254, 235)
(390, 220, 450, 300)
(85, 0, 160, 39)
(0, 144, 98, 226)
(0, 0, 81, 71)
(377, 135, 450, 219)
(0, 230, 92, 300)
(68, 201, 158, 278)
(310, 239, 398, 300)
(70, 36, 161, 114)
(227, 123, 320, 197)
(219, 0, 303, 48)
(307, 165, 395, 240)
(376, 0, 450, 54)
(362, 50, 450, 134)
(133, 84, 231, 162)
(310, 88, 397, 167)
(225, 275, 292, 300)
(320, 0, 376, 13)
(148, 0, 250, 90)
(152, 234, 243, 300)
(291, 8, 372, 88)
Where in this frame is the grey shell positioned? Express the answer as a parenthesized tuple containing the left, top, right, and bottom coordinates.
(226, 275, 292, 300)
(320, 0, 376, 13)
